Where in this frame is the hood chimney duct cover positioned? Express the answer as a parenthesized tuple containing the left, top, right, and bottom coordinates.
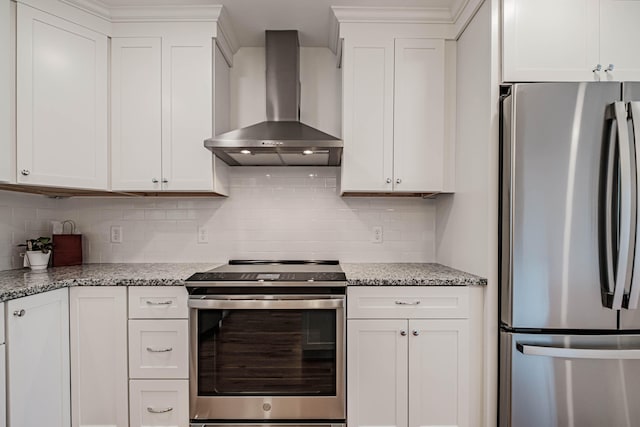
(266, 30, 299, 122)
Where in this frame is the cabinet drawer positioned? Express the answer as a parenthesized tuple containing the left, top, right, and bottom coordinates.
(347, 287, 469, 319)
(128, 287, 187, 319)
(129, 320, 188, 379)
(129, 379, 188, 427)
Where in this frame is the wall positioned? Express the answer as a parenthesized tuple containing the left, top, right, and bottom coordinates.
(64, 167, 436, 263)
(0, 190, 73, 270)
(435, 1, 491, 278)
(0, 47, 436, 269)
(434, 1, 501, 425)
(231, 47, 342, 136)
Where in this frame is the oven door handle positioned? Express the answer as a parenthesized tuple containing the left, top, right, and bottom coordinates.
(188, 298, 345, 310)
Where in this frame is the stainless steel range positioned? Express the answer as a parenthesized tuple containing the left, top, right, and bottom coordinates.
(185, 260, 347, 427)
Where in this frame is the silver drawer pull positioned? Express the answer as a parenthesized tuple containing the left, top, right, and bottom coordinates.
(146, 347, 173, 353)
(13, 309, 26, 317)
(147, 406, 173, 414)
(395, 300, 420, 306)
(146, 300, 172, 306)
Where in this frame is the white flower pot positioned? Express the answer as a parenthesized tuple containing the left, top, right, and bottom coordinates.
(25, 251, 51, 271)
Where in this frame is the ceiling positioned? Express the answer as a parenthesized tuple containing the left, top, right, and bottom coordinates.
(97, 0, 465, 47)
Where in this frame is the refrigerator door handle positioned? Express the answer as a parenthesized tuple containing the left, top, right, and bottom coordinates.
(517, 342, 640, 360)
(604, 114, 617, 299)
(625, 101, 640, 310)
(606, 102, 635, 310)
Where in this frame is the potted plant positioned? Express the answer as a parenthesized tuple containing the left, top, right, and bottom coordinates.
(19, 237, 53, 271)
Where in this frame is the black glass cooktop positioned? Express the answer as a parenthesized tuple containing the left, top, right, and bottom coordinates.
(186, 260, 347, 283)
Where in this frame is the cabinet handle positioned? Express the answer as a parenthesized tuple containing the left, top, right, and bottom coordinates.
(400, 330, 407, 336)
(386, 178, 392, 184)
(147, 406, 173, 414)
(605, 64, 615, 72)
(146, 346, 173, 353)
(146, 300, 172, 306)
(152, 178, 159, 183)
(162, 178, 169, 183)
(412, 330, 420, 336)
(396, 178, 402, 184)
(20, 170, 30, 176)
(13, 309, 25, 317)
(395, 300, 420, 306)
(593, 64, 602, 72)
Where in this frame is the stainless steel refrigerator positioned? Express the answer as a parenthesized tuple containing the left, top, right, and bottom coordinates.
(500, 82, 640, 427)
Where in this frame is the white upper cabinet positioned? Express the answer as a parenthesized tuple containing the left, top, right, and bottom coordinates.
(503, 0, 640, 81)
(111, 38, 163, 191)
(16, 3, 108, 189)
(161, 36, 217, 192)
(341, 35, 394, 193)
(340, 33, 447, 194)
(393, 39, 444, 193)
(111, 25, 230, 195)
(599, 0, 640, 81)
(0, 0, 10, 183)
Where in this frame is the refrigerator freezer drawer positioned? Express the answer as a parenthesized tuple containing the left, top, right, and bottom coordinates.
(500, 331, 640, 427)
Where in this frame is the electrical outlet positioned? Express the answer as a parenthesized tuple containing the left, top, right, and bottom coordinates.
(110, 226, 123, 243)
(372, 226, 383, 243)
(197, 226, 209, 244)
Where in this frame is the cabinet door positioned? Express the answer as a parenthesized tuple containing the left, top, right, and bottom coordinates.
(393, 39, 444, 192)
(111, 37, 162, 191)
(161, 36, 215, 191)
(6, 288, 70, 427)
(0, 345, 5, 427)
(70, 287, 128, 427)
(341, 36, 394, 193)
(408, 319, 469, 427)
(16, 4, 108, 189)
(347, 319, 408, 427)
(600, 0, 640, 81)
(0, 0, 9, 183)
(502, 0, 599, 82)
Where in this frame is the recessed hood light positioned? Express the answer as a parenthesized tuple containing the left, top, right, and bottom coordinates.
(240, 149, 252, 155)
(303, 150, 314, 155)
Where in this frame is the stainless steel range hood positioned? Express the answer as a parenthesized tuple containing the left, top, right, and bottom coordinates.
(205, 30, 343, 166)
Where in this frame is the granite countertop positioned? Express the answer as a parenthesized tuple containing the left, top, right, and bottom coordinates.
(0, 262, 486, 302)
(0, 263, 219, 302)
(342, 263, 487, 286)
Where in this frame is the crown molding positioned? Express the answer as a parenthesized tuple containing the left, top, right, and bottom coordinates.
(330, 0, 487, 47)
(331, 6, 454, 25)
(58, 0, 239, 61)
(215, 5, 239, 66)
(60, 0, 111, 21)
(109, 5, 222, 23)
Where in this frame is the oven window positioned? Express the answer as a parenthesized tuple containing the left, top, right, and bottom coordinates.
(197, 309, 337, 396)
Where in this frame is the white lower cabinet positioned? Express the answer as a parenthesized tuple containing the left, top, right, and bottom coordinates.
(129, 287, 189, 427)
(129, 380, 189, 427)
(0, 303, 5, 427)
(70, 287, 128, 427)
(347, 287, 481, 427)
(6, 288, 70, 427)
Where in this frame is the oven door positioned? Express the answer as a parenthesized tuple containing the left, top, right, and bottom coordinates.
(189, 295, 346, 422)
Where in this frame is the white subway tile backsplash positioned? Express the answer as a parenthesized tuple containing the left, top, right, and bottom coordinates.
(0, 168, 437, 269)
